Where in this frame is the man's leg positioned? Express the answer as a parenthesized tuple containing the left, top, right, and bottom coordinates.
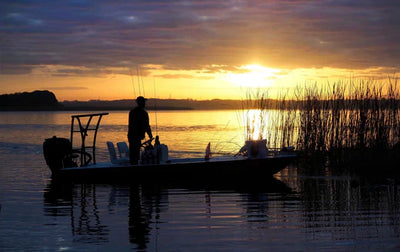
(129, 138, 141, 165)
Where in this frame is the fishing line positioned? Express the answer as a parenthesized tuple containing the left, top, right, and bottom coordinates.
(130, 68, 137, 98)
(141, 66, 145, 97)
(137, 65, 146, 97)
(136, 66, 141, 96)
(153, 77, 158, 136)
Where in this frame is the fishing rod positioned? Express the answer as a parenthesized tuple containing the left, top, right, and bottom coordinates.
(135, 65, 146, 97)
(136, 66, 141, 96)
(153, 77, 158, 136)
(130, 68, 137, 97)
(141, 66, 145, 97)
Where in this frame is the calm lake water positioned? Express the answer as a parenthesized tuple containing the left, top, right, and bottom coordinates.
(0, 110, 400, 251)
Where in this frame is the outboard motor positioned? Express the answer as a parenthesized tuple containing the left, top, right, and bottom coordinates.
(43, 136, 76, 172)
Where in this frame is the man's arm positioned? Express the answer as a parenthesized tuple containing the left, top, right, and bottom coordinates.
(145, 112, 153, 139)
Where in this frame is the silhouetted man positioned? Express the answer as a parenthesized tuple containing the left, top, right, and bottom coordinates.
(128, 96, 153, 165)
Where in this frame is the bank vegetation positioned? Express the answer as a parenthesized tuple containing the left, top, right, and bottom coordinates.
(242, 78, 400, 174)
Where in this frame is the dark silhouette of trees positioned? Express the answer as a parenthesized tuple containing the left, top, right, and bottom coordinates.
(0, 90, 61, 110)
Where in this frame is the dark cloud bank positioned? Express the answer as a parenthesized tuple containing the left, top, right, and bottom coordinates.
(1, 0, 399, 75)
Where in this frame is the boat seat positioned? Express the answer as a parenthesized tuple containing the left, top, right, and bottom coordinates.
(107, 141, 129, 164)
(117, 142, 129, 159)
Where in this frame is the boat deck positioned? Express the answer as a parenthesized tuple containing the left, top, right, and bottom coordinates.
(56, 153, 297, 182)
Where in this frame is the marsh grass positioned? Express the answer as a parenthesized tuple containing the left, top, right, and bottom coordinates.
(242, 77, 400, 166)
(240, 89, 298, 149)
(297, 79, 400, 152)
(239, 89, 269, 142)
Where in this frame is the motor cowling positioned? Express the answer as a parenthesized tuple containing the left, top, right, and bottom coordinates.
(43, 136, 76, 172)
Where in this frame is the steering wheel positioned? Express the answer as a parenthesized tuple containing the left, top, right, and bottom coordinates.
(141, 137, 154, 147)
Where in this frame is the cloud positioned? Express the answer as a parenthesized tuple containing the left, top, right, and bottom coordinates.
(0, 0, 399, 75)
(0, 64, 33, 74)
(153, 73, 214, 80)
(153, 73, 197, 79)
(40, 86, 89, 90)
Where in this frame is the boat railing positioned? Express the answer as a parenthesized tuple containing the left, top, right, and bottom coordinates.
(70, 112, 109, 166)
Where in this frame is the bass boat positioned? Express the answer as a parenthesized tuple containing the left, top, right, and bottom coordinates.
(43, 113, 297, 181)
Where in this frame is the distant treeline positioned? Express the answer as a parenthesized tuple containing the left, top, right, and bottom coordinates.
(2, 88, 400, 111)
(61, 98, 400, 111)
(0, 90, 62, 110)
(61, 99, 245, 110)
(0, 91, 247, 111)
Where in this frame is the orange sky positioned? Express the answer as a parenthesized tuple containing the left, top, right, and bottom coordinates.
(1, 64, 395, 101)
(1, 1, 399, 101)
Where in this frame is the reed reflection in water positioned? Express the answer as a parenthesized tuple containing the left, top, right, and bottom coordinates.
(43, 171, 400, 251)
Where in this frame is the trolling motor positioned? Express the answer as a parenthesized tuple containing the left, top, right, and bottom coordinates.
(140, 136, 168, 164)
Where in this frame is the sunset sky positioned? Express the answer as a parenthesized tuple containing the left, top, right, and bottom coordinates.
(1, 0, 399, 101)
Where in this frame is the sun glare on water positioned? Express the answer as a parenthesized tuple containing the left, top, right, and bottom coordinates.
(226, 64, 281, 88)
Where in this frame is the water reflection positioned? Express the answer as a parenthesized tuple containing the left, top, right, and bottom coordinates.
(43, 178, 292, 249)
(43, 174, 400, 251)
(128, 183, 169, 250)
(44, 182, 110, 244)
(299, 177, 400, 242)
(43, 180, 73, 217)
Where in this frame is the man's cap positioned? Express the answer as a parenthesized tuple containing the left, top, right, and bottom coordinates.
(136, 96, 147, 102)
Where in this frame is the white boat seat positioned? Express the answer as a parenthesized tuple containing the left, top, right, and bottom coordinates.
(117, 142, 129, 159)
(107, 141, 129, 164)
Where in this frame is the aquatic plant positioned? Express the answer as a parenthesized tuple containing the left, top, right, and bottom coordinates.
(241, 77, 400, 161)
(239, 89, 270, 142)
(294, 78, 400, 154)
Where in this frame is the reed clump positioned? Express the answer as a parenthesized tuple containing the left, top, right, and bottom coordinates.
(242, 77, 400, 171)
(294, 79, 400, 152)
(239, 89, 297, 149)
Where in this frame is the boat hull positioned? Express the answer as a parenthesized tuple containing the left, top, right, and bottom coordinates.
(53, 155, 297, 182)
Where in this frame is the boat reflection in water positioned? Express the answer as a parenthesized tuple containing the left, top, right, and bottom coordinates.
(43, 177, 292, 250)
(43, 182, 111, 244)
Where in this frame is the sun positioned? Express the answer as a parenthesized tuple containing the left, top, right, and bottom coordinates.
(225, 64, 281, 88)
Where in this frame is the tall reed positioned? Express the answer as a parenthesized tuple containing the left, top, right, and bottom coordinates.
(241, 77, 400, 158)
